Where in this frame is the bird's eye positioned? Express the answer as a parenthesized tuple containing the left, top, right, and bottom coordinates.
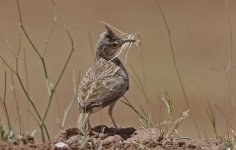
(111, 42, 119, 48)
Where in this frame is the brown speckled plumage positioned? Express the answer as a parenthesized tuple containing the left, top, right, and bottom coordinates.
(77, 26, 134, 130)
(78, 57, 129, 112)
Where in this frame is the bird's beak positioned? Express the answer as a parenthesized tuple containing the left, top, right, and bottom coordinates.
(122, 39, 136, 44)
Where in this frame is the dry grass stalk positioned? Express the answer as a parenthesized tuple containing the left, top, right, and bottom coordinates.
(154, 0, 201, 138)
(225, 0, 233, 140)
(165, 110, 190, 138)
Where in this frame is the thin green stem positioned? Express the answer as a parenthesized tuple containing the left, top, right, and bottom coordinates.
(16, 0, 41, 58)
(128, 64, 156, 123)
(41, 27, 75, 129)
(206, 101, 217, 138)
(16, 0, 51, 95)
(2, 102, 11, 131)
(3, 72, 6, 103)
(42, 8, 57, 57)
(154, 0, 201, 138)
(225, 0, 233, 139)
(0, 56, 16, 73)
(23, 48, 30, 128)
(0, 54, 49, 140)
(28, 109, 45, 142)
(16, 73, 50, 141)
(15, 74, 38, 119)
(41, 0, 58, 95)
(122, 96, 153, 128)
(11, 71, 22, 135)
(54, 27, 75, 90)
(61, 69, 80, 129)
(0, 71, 11, 131)
(16, 0, 55, 141)
(23, 49, 29, 92)
(17, 0, 51, 96)
(215, 104, 233, 130)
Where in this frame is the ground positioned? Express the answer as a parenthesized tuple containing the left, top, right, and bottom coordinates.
(0, 125, 227, 150)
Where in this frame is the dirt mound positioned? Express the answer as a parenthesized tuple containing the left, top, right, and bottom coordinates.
(0, 125, 226, 150)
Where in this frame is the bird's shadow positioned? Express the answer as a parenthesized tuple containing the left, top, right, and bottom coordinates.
(64, 125, 136, 141)
(91, 125, 136, 140)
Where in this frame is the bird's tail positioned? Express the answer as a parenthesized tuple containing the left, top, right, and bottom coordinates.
(77, 110, 90, 132)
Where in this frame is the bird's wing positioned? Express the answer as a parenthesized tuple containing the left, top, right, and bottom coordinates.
(78, 58, 128, 112)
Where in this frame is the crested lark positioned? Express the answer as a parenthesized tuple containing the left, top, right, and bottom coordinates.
(78, 26, 135, 130)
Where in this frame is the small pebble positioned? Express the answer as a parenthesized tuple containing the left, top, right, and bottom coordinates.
(53, 142, 69, 150)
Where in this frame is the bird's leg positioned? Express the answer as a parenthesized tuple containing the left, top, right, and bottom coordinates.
(108, 103, 118, 129)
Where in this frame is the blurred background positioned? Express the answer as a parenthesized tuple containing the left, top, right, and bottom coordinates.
(0, 0, 236, 140)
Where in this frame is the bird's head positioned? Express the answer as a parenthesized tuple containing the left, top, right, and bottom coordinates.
(96, 26, 135, 60)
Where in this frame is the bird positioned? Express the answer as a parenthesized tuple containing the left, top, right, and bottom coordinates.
(77, 26, 135, 131)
